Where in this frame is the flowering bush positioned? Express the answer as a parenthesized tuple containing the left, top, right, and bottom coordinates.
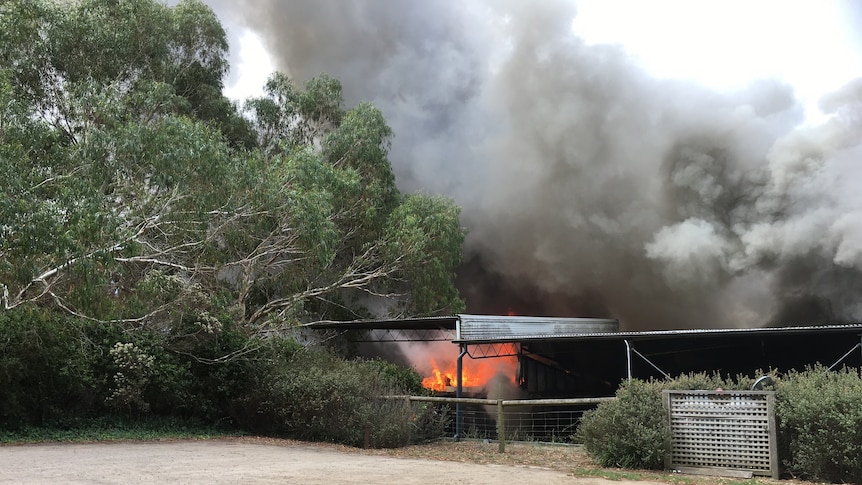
(106, 342, 155, 413)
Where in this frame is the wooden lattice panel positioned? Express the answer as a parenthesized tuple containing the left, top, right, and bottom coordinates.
(663, 390, 778, 479)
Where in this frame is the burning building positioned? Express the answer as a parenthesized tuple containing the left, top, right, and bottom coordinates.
(210, 0, 862, 441)
(310, 315, 862, 399)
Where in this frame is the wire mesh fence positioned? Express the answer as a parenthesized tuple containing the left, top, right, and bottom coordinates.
(450, 404, 587, 442)
(388, 395, 614, 446)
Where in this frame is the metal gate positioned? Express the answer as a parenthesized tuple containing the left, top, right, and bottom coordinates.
(663, 390, 778, 479)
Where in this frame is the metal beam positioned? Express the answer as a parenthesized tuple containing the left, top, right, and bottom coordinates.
(624, 339, 670, 380)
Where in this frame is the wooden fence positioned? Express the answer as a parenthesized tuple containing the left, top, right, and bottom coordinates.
(663, 390, 778, 479)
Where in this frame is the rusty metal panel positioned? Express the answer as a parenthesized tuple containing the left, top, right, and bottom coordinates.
(456, 314, 618, 342)
(664, 390, 778, 479)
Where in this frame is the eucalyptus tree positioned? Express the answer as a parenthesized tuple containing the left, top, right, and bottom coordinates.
(0, 0, 247, 323)
(236, 74, 465, 326)
(0, 0, 464, 347)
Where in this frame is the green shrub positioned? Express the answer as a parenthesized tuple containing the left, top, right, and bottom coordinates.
(576, 372, 753, 470)
(577, 379, 670, 469)
(0, 304, 278, 429)
(237, 346, 442, 447)
(364, 357, 425, 394)
(577, 369, 862, 483)
(775, 366, 862, 483)
(0, 304, 435, 449)
(0, 308, 114, 428)
(663, 371, 754, 392)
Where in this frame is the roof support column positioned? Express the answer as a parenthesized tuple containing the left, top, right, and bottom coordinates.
(454, 343, 467, 441)
(624, 340, 633, 382)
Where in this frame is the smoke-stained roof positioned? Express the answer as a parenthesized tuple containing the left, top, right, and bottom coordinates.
(307, 315, 862, 345)
(456, 314, 618, 342)
(454, 322, 862, 344)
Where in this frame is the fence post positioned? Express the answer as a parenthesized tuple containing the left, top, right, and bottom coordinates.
(497, 399, 505, 453)
(767, 393, 779, 479)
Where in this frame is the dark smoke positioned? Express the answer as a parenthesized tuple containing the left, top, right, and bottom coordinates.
(212, 0, 862, 330)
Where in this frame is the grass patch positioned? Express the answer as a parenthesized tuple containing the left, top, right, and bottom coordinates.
(573, 467, 678, 482)
(0, 416, 245, 444)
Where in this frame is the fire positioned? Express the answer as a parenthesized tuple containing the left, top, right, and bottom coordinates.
(422, 361, 456, 391)
(422, 356, 518, 392)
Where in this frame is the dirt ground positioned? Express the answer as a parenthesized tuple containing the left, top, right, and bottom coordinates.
(0, 438, 668, 485)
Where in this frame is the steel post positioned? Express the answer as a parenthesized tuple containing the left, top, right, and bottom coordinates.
(454, 343, 467, 441)
(624, 339, 632, 381)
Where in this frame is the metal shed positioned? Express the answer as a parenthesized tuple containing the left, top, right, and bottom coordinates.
(309, 315, 862, 395)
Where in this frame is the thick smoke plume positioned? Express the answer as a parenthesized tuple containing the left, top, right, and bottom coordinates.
(214, 0, 862, 330)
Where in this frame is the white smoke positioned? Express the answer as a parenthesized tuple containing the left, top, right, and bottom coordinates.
(212, 0, 862, 329)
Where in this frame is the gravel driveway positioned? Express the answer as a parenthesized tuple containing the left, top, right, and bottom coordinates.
(0, 439, 666, 484)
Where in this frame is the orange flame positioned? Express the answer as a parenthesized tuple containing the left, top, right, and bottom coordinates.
(422, 356, 518, 391)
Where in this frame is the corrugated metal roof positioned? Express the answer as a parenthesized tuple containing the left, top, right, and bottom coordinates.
(305, 315, 862, 346)
(452, 322, 862, 344)
(304, 316, 458, 330)
(456, 314, 619, 341)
